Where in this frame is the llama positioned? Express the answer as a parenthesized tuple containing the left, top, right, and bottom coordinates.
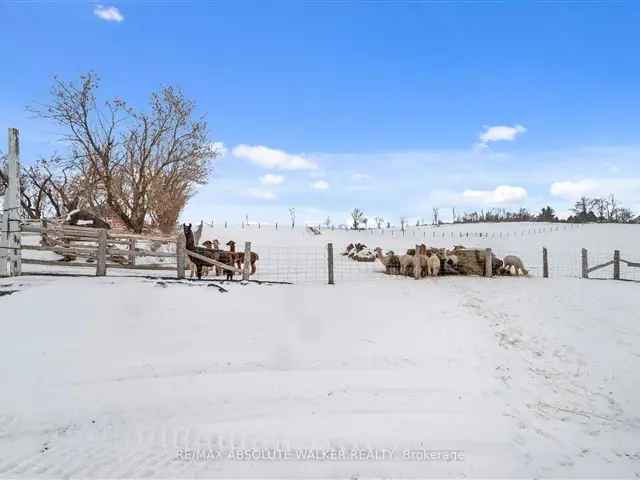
(502, 255, 528, 276)
(226, 240, 259, 275)
(374, 247, 401, 274)
(183, 224, 234, 280)
(187, 240, 210, 279)
(210, 239, 222, 276)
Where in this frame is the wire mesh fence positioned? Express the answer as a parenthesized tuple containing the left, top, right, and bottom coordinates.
(226, 244, 639, 284)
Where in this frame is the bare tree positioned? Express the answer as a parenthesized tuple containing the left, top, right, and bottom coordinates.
(1, 154, 81, 219)
(374, 216, 384, 229)
(31, 73, 216, 232)
(617, 207, 634, 223)
(289, 207, 296, 229)
(606, 194, 619, 221)
(350, 208, 365, 230)
(400, 216, 407, 233)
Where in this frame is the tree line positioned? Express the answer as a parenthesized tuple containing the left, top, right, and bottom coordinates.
(0, 73, 219, 233)
(454, 195, 636, 224)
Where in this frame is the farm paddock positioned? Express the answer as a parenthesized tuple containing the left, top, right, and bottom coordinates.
(0, 274, 639, 478)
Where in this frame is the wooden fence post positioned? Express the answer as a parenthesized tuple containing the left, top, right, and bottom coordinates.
(485, 248, 492, 277)
(176, 232, 186, 279)
(128, 238, 136, 266)
(542, 247, 549, 278)
(414, 244, 421, 279)
(242, 241, 252, 281)
(581, 248, 588, 279)
(4, 128, 21, 276)
(613, 250, 620, 280)
(327, 243, 335, 285)
(96, 229, 107, 276)
(0, 210, 6, 277)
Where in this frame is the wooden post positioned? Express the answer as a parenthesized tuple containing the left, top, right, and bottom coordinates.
(128, 238, 136, 266)
(96, 229, 107, 276)
(242, 241, 251, 281)
(414, 244, 421, 279)
(176, 232, 186, 279)
(581, 248, 588, 279)
(327, 243, 334, 285)
(542, 247, 549, 278)
(4, 128, 21, 276)
(613, 250, 620, 280)
(485, 248, 492, 277)
(0, 210, 6, 277)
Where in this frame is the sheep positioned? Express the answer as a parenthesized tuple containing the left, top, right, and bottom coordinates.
(444, 251, 459, 267)
(354, 247, 376, 262)
(426, 252, 440, 276)
(398, 254, 413, 276)
(502, 255, 528, 276)
(342, 243, 355, 256)
(399, 251, 427, 277)
(348, 243, 368, 259)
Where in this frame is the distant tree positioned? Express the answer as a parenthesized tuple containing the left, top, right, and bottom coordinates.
(350, 208, 365, 229)
(374, 216, 384, 229)
(538, 206, 557, 222)
(1, 154, 82, 219)
(399, 216, 407, 233)
(590, 197, 608, 222)
(325, 216, 331, 228)
(606, 194, 619, 221)
(617, 207, 634, 223)
(289, 207, 296, 229)
(570, 197, 592, 222)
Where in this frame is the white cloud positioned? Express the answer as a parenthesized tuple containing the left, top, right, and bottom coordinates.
(476, 124, 526, 149)
(550, 180, 599, 200)
(94, 5, 124, 22)
(311, 180, 330, 191)
(462, 185, 528, 205)
(232, 145, 317, 171)
(351, 173, 371, 182)
(550, 178, 640, 204)
(245, 188, 276, 200)
(259, 174, 284, 186)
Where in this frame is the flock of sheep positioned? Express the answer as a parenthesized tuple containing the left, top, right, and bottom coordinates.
(342, 242, 529, 278)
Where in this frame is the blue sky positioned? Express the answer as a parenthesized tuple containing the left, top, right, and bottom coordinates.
(1, 1, 640, 224)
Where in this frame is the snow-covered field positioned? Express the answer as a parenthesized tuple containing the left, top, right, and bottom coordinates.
(2, 222, 639, 477)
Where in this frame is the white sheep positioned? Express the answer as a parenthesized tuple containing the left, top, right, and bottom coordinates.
(503, 255, 528, 276)
(426, 253, 440, 276)
(398, 254, 416, 276)
(354, 248, 376, 262)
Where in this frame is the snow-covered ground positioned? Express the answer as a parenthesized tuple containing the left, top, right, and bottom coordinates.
(2, 222, 639, 477)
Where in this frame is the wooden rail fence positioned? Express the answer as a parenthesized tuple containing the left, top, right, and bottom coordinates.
(10, 221, 258, 281)
(581, 248, 640, 281)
